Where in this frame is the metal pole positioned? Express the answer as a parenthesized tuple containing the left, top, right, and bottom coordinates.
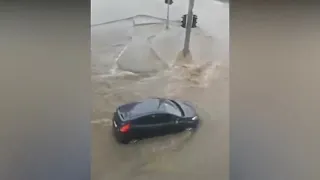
(166, 3, 170, 29)
(183, 0, 195, 57)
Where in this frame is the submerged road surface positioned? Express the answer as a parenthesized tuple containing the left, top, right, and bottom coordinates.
(91, 1, 229, 180)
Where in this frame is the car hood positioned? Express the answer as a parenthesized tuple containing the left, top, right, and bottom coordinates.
(174, 100, 197, 117)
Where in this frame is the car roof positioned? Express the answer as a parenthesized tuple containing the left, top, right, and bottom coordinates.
(118, 98, 182, 121)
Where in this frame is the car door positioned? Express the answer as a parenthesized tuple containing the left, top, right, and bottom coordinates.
(131, 114, 174, 137)
(169, 114, 183, 130)
(131, 116, 153, 136)
(151, 113, 176, 133)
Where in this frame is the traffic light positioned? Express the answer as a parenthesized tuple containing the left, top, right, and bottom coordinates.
(192, 15, 198, 28)
(181, 14, 187, 28)
(165, 0, 173, 5)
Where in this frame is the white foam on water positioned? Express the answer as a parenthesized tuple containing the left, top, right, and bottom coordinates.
(109, 44, 129, 75)
(91, 13, 224, 85)
(91, 118, 113, 126)
(92, 71, 138, 82)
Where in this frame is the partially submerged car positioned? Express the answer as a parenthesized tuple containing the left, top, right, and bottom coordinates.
(112, 97, 200, 144)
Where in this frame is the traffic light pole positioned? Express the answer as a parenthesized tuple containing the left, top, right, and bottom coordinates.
(183, 0, 195, 57)
(166, 3, 170, 29)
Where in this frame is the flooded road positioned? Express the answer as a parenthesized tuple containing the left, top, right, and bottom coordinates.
(91, 1, 229, 180)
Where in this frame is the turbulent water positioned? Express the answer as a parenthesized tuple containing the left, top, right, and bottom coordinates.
(91, 15, 229, 180)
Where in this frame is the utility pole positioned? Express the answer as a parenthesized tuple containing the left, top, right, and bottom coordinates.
(166, 3, 170, 29)
(164, 0, 173, 29)
(183, 0, 195, 57)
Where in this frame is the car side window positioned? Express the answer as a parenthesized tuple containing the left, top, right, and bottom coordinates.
(133, 114, 173, 125)
(153, 114, 172, 124)
(133, 116, 151, 125)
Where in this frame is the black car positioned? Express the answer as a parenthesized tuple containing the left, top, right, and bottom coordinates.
(112, 97, 200, 144)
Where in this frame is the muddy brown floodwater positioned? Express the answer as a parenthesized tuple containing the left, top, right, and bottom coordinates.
(91, 16, 229, 180)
